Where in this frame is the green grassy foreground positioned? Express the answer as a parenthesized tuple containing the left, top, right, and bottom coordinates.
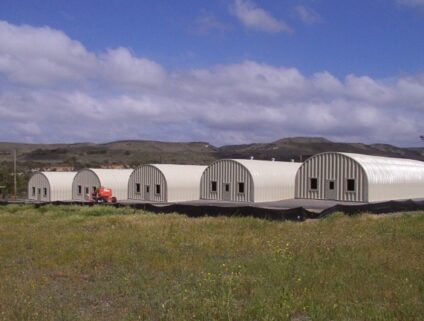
(0, 205, 422, 321)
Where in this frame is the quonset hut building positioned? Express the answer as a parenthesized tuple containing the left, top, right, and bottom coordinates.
(128, 164, 207, 202)
(72, 168, 133, 201)
(295, 152, 424, 202)
(28, 171, 77, 202)
(200, 159, 301, 203)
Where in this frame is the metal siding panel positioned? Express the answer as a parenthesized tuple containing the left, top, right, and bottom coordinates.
(200, 160, 251, 202)
(128, 168, 143, 200)
(129, 166, 167, 202)
(28, 173, 50, 201)
(296, 152, 367, 202)
(72, 170, 101, 201)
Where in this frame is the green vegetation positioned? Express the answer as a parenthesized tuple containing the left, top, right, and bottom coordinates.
(0, 162, 29, 199)
(0, 205, 423, 321)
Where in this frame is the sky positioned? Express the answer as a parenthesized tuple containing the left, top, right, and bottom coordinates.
(0, 0, 423, 146)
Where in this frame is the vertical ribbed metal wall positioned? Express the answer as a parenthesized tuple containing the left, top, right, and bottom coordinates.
(72, 170, 101, 200)
(200, 160, 253, 202)
(295, 153, 368, 202)
(128, 166, 167, 202)
(27, 173, 50, 201)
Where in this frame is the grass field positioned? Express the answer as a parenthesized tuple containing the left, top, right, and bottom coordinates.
(0, 205, 422, 321)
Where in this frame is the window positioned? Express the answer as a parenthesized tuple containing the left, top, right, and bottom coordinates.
(85, 187, 89, 195)
(347, 179, 355, 192)
(310, 178, 318, 190)
(43, 188, 47, 197)
(155, 184, 161, 195)
(225, 184, 230, 192)
(77, 185, 82, 195)
(211, 181, 217, 192)
(145, 185, 150, 193)
(32, 187, 35, 196)
(92, 186, 97, 192)
(238, 182, 245, 194)
(329, 181, 335, 190)
(136, 183, 141, 193)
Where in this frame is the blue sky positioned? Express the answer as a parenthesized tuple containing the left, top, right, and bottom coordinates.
(0, 0, 423, 146)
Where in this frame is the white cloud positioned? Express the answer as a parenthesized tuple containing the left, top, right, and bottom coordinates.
(294, 5, 322, 24)
(99, 47, 166, 87)
(0, 21, 96, 85)
(397, 0, 424, 7)
(0, 20, 423, 146)
(231, 0, 293, 33)
(192, 14, 230, 35)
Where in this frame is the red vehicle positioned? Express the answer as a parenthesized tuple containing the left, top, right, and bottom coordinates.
(91, 187, 117, 203)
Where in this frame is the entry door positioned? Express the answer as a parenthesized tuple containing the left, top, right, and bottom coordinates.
(37, 188, 41, 201)
(222, 183, 231, 201)
(144, 185, 150, 201)
(325, 180, 337, 200)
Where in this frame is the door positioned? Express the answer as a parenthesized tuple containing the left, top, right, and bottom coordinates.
(84, 187, 90, 200)
(144, 185, 150, 201)
(37, 188, 41, 201)
(222, 183, 231, 201)
(325, 180, 337, 200)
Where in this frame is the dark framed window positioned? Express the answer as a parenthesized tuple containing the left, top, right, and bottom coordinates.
(225, 184, 230, 192)
(92, 186, 97, 192)
(211, 181, 217, 192)
(145, 185, 150, 193)
(77, 185, 82, 195)
(310, 178, 318, 190)
(32, 187, 35, 196)
(85, 187, 89, 195)
(347, 179, 355, 192)
(136, 183, 141, 193)
(238, 182, 245, 194)
(43, 188, 47, 196)
(329, 181, 335, 190)
(155, 185, 161, 195)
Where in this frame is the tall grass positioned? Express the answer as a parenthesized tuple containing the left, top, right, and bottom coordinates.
(0, 205, 422, 321)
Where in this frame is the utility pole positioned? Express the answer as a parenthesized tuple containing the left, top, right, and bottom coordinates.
(13, 149, 17, 201)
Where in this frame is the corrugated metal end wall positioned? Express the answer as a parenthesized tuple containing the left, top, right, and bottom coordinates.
(295, 153, 368, 202)
(200, 160, 253, 202)
(128, 166, 167, 202)
(28, 173, 50, 201)
(72, 170, 101, 201)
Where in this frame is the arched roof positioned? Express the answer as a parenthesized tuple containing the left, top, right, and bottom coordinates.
(225, 159, 302, 190)
(85, 168, 133, 188)
(148, 164, 207, 191)
(339, 153, 424, 185)
(38, 171, 77, 191)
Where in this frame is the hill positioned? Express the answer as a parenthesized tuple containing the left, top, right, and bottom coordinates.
(218, 137, 424, 162)
(1, 137, 423, 167)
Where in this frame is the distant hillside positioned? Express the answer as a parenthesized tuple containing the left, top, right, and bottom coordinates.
(218, 137, 424, 162)
(1, 137, 423, 168)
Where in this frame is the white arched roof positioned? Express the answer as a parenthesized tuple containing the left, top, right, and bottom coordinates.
(149, 164, 207, 191)
(340, 153, 424, 185)
(41, 171, 77, 190)
(233, 159, 301, 187)
(87, 168, 133, 188)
